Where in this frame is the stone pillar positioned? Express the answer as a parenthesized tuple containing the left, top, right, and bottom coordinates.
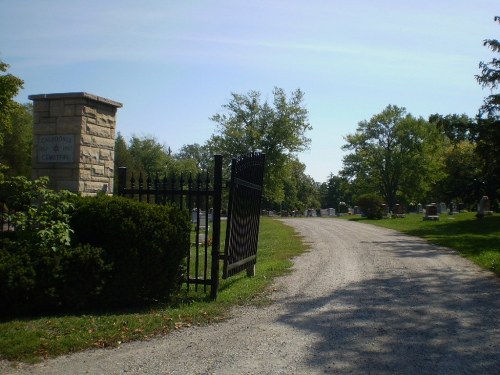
(29, 92, 122, 195)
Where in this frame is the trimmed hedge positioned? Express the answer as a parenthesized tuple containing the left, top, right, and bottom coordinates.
(0, 193, 190, 317)
(70, 195, 191, 308)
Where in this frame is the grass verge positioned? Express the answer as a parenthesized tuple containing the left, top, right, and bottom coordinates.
(344, 212, 500, 276)
(0, 217, 307, 364)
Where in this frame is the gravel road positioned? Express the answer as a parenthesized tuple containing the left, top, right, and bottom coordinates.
(2, 218, 499, 374)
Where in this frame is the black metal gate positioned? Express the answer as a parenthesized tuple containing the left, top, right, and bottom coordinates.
(223, 152, 266, 278)
(117, 153, 265, 299)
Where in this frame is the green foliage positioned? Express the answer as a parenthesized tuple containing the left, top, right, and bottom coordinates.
(319, 174, 352, 209)
(0, 61, 27, 179)
(476, 16, 500, 119)
(209, 87, 312, 205)
(280, 157, 319, 212)
(0, 176, 76, 252)
(356, 193, 384, 219)
(71, 195, 191, 308)
(114, 133, 202, 193)
(0, 242, 108, 316)
(0, 61, 24, 147)
(341, 105, 444, 210)
(0, 103, 32, 177)
(0, 179, 190, 316)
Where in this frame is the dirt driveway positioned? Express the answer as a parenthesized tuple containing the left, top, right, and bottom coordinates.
(3, 218, 499, 374)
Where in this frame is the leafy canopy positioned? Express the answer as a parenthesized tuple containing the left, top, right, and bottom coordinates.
(209, 87, 312, 204)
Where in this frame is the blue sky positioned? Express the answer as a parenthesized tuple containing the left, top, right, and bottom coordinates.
(0, 0, 498, 182)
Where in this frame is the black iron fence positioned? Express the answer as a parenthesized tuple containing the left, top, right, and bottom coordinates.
(117, 155, 223, 299)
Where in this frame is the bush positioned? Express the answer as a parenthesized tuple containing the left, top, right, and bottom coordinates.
(357, 193, 384, 219)
(0, 240, 108, 317)
(0, 177, 190, 317)
(71, 195, 190, 308)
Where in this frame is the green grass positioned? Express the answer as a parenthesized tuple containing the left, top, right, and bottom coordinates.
(0, 217, 307, 363)
(345, 212, 500, 276)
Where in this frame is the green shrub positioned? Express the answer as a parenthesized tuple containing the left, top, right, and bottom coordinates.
(0, 176, 190, 317)
(0, 176, 75, 252)
(0, 240, 108, 317)
(357, 193, 384, 219)
(71, 195, 190, 308)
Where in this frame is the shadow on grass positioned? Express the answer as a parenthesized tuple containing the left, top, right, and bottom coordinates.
(278, 268, 500, 374)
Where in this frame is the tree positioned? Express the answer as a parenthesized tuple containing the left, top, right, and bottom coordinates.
(280, 158, 319, 212)
(0, 60, 25, 178)
(0, 103, 33, 177)
(476, 16, 500, 118)
(341, 105, 443, 210)
(428, 113, 474, 145)
(472, 16, 500, 204)
(319, 174, 352, 210)
(176, 143, 212, 171)
(209, 87, 312, 205)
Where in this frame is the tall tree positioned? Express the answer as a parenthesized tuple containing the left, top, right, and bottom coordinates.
(209, 87, 312, 205)
(473, 16, 500, 203)
(341, 105, 443, 210)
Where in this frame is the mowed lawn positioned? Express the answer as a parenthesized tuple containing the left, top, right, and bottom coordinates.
(345, 212, 500, 276)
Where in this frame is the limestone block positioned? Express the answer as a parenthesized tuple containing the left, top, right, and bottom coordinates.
(63, 105, 76, 116)
(99, 149, 113, 161)
(86, 123, 111, 138)
(50, 100, 65, 116)
(33, 101, 50, 112)
(91, 136, 115, 150)
(79, 168, 92, 181)
(84, 181, 110, 193)
(81, 134, 93, 146)
(84, 106, 97, 118)
(80, 147, 99, 163)
(34, 111, 50, 123)
(57, 116, 85, 133)
(33, 123, 56, 134)
(96, 114, 115, 127)
(92, 165, 105, 176)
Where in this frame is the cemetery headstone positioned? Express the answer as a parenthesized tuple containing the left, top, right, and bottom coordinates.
(423, 203, 439, 221)
(477, 195, 493, 218)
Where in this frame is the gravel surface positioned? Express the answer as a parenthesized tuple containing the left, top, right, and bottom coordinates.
(2, 218, 499, 374)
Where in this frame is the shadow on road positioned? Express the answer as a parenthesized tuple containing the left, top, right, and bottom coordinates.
(278, 268, 500, 374)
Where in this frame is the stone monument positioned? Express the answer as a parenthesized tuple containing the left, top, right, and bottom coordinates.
(29, 92, 122, 195)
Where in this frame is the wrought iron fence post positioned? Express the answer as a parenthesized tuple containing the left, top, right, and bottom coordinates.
(210, 154, 223, 300)
(118, 167, 127, 196)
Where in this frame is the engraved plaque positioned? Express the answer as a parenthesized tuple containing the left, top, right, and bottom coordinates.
(38, 135, 75, 163)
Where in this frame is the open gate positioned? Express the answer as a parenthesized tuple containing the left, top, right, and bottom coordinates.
(223, 152, 266, 278)
(117, 153, 265, 299)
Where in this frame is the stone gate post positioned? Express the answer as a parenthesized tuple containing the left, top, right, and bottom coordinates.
(29, 92, 122, 195)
